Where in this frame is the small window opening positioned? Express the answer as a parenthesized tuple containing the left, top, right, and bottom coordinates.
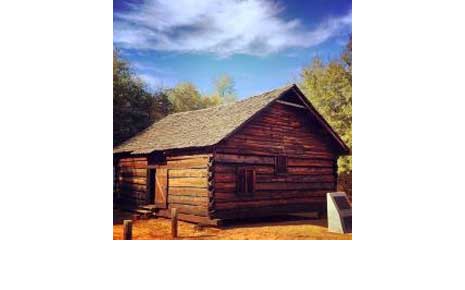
(237, 168, 255, 195)
(275, 156, 288, 174)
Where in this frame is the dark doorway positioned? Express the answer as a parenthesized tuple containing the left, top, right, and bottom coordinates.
(147, 168, 156, 204)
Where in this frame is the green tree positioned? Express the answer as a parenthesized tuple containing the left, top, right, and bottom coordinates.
(213, 74, 237, 103)
(165, 82, 206, 112)
(201, 94, 222, 108)
(166, 82, 225, 112)
(150, 90, 173, 121)
(114, 51, 238, 146)
(113, 50, 156, 146)
(300, 36, 352, 173)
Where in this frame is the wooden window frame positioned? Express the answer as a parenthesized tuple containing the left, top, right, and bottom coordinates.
(275, 155, 288, 175)
(237, 167, 256, 196)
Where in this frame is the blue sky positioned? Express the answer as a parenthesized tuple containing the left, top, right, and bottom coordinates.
(114, 0, 351, 98)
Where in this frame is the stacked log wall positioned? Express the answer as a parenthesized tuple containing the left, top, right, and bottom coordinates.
(212, 102, 339, 219)
(164, 154, 212, 219)
(116, 157, 148, 206)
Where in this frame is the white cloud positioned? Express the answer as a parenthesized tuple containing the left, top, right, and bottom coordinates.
(137, 71, 178, 91)
(114, 0, 351, 57)
(132, 61, 174, 76)
(137, 73, 162, 90)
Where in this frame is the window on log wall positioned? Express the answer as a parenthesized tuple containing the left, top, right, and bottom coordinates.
(275, 156, 288, 174)
(237, 168, 255, 195)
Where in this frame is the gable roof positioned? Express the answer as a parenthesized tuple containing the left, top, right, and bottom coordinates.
(114, 84, 350, 155)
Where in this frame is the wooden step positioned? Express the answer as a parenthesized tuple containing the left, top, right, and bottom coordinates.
(117, 205, 156, 219)
(134, 209, 153, 215)
(138, 204, 158, 211)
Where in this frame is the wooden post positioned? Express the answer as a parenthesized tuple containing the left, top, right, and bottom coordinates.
(171, 208, 178, 239)
(123, 220, 133, 240)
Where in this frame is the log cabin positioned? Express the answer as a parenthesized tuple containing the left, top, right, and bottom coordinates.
(113, 84, 350, 226)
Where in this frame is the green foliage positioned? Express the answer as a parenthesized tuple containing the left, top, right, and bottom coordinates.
(300, 36, 352, 173)
(113, 50, 156, 146)
(166, 82, 217, 112)
(202, 94, 222, 108)
(150, 90, 174, 121)
(113, 50, 243, 146)
(165, 77, 238, 113)
(212, 74, 237, 104)
(114, 50, 236, 146)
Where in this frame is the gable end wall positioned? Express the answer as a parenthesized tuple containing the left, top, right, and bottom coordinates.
(211, 101, 339, 219)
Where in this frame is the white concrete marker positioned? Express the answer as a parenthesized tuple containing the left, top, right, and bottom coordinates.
(327, 192, 352, 234)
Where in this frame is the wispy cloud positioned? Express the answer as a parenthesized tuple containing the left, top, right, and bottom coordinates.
(137, 71, 179, 92)
(137, 73, 162, 90)
(114, 0, 351, 57)
(132, 61, 175, 76)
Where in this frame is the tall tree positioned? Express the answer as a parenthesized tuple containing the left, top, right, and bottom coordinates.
(213, 74, 237, 103)
(113, 50, 155, 146)
(114, 52, 237, 146)
(150, 90, 173, 121)
(300, 36, 352, 173)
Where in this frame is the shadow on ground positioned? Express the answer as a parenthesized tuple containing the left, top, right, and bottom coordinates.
(113, 209, 135, 225)
(114, 208, 326, 229)
(220, 213, 327, 229)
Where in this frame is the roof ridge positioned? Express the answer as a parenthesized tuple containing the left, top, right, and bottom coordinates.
(163, 83, 295, 118)
(165, 100, 232, 117)
(114, 83, 297, 154)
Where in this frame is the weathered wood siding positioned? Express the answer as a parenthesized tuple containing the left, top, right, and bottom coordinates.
(212, 101, 338, 219)
(116, 157, 148, 206)
(164, 155, 212, 218)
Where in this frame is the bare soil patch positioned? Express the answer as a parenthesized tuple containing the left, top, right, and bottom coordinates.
(113, 210, 351, 240)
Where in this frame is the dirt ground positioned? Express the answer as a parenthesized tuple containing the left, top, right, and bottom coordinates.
(113, 210, 351, 240)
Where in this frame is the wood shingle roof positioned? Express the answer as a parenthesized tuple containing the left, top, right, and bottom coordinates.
(113, 84, 349, 155)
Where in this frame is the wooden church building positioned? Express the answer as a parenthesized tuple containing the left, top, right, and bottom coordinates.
(113, 84, 350, 225)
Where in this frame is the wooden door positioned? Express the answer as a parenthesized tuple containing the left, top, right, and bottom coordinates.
(154, 167, 168, 208)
